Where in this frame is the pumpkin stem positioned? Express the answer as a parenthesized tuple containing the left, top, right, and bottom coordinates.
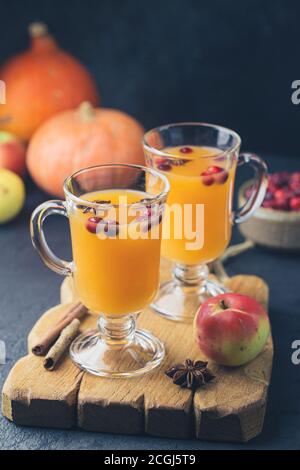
(78, 101, 95, 121)
(29, 22, 48, 38)
(29, 22, 57, 52)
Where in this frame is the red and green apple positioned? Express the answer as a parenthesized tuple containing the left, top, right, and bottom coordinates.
(194, 293, 270, 367)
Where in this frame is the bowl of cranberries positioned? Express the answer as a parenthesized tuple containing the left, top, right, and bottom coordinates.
(238, 171, 300, 251)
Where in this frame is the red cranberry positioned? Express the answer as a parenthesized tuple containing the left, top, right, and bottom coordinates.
(267, 181, 278, 195)
(202, 175, 214, 186)
(262, 200, 275, 209)
(136, 207, 153, 224)
(137, 206, 163, 232)
(273, 188, 291, 211)
(269, 171, 289, 188)
(273, 200, 290, 211)
(146, 206, 154, 218)
(274, 188, 292, 201)
(102, 220, 120, 237)
(290, 179, 300, 193)
(214, 170, 229, 184)
(179, 147, 193, 154)
(290, 197, 300, 211)
(201, 166, 228, 185)
(142, 213, 163, 232)
(86, 217, 102, 234)
(264, 171, 300, 209)
(274, 189, 285, 200)
(157, 161, 172, 172)
(202, 165, 223, 176)
(139, 206, 155, 219)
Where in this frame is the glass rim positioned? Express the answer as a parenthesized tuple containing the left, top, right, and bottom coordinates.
(143, 122, 242, 159)
(63, 163, 170, 208)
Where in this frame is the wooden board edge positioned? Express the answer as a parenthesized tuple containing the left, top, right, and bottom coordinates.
(145, 394, 194, 439)
(2, 389, 13, 422)
(1, 354, 82, 429)
(78, 397, 145, 435)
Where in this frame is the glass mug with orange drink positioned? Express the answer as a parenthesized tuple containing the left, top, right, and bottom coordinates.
(30, 164, 170, 377)
(143, 123, 268, 322)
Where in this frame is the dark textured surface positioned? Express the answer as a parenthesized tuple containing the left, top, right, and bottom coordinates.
(1, 0, 300, 155)
(0, 154, 300, 450)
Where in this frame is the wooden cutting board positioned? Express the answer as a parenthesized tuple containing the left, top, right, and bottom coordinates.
(2, 260, 273, 442)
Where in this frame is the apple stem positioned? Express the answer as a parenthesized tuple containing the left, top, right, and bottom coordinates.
(219, 299, 228, 310)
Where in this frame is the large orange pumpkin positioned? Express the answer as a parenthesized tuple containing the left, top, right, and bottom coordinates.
(0, 23, 99, 140)
(27, 102, 145, 197)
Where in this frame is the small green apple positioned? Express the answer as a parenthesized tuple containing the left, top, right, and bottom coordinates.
(0, 168, 25, 224)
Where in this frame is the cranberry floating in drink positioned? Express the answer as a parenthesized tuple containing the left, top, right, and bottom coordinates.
(144, 124, 268, 322)
(30, 164, 170, 378)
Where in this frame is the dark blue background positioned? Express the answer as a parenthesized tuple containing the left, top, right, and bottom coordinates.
(0, 0, 300, 451)
(1, 0, 300, 157)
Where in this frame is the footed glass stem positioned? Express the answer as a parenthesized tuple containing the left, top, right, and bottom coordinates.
(150, 263, 227, 323)
(69, 314, 165, 377)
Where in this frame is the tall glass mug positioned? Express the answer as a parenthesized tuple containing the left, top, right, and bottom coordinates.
(30, 164, 170, 377)
(143, 123, 268, 322)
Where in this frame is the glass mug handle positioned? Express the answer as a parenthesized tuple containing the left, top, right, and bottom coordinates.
(233, 152, 268, 224)
(30, 200, 73, 276)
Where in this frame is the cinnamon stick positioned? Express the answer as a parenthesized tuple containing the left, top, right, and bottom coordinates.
(32, 302, 87, 356)
(43, 319, 81, 371)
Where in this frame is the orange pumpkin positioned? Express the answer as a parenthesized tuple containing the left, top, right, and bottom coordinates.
(27, 102, 145, 197)
(0, 23, 99, 140)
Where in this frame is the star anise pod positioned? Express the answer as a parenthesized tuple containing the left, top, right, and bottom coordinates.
(165, 359, 215, 390)
(93, 200, 112, 205)
(77, 204, 93, 214)
(77, 199, 112, 215)
(171, 158, 190, 166)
